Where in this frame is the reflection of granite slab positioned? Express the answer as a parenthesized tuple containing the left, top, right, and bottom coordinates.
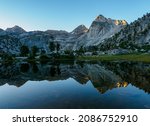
(0, 61, 150, 94)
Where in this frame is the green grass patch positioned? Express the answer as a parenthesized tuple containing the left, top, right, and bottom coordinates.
(77, 53, 150, 63)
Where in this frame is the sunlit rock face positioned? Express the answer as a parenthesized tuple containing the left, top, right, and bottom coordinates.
(73, 15, 127, 49)
(95, 15, 127, 26)
(86, 15, 127, 44)
(99, 13, 150, 53)
(114, 20, 127, 26)
(0, 15, 127, 53)
(1, 13, 150, 54)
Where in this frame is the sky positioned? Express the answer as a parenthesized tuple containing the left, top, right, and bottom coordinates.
(0, 0, 150, 32)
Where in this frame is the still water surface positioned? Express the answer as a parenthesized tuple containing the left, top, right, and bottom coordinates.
(0, 61, 150, 109)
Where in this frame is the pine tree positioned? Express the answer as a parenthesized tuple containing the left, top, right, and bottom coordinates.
(20, 45, 29, 56)
(49, 42, 55, 52)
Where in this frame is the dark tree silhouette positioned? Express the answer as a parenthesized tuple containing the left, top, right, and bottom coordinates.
(31, 46, 39, 56)
(20, 45, 29, 56)
(49, 42, 55, 52)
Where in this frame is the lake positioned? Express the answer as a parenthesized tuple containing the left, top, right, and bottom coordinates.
(0, 60, 150, 109)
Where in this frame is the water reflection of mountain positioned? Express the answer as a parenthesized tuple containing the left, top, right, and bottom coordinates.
(0, 61, 150, 94)
(100, 61, 150, 93)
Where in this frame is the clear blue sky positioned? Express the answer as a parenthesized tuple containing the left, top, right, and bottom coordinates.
(0, 0, 150, 32)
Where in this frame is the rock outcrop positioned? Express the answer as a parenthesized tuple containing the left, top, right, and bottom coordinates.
(0, 35, 21, 54)
(1, 13, 150, 54)
(72, 15, 127, 49)
(71, 25, 88, 35)
(6, 25, 26, 34)
(99, 13, 150, 53)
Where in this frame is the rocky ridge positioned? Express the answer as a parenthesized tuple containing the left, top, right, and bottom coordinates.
(72, 15, 127, 50)
(98, 13, 150, 53)
(0, 13, 150, 54)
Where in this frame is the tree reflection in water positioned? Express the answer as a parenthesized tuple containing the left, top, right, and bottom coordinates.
(0, 61, 150, 94)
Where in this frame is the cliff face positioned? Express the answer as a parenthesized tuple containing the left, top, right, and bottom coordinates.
(88, 15, 127, 41)
(71, 25, 88, 35)
(1, 13, 150, 54)
(0, 15, 127, 53)
(98, 13, 150, 53)
(73, 15, 127, 49)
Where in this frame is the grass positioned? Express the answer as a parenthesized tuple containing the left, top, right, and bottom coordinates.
(1, 53, 149, 63)
(77, 53, 150, 63)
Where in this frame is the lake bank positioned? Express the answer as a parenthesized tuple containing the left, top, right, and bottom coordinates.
(0, 53, 150, 64)
(77, 53, 150, 63)
(0, 60, 150, 109)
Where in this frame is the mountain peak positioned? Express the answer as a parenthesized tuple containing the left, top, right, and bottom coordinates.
(71, 25, 88, 35)
(76, 24, 88, 30)
(94, 15, 128, 26)
(95, 15, 107, 22)
(6, 25, 26, 34)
